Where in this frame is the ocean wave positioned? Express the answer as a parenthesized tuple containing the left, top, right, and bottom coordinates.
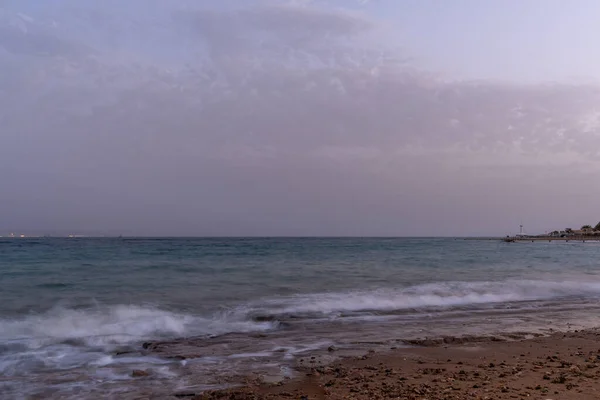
(239, 280, 600, 319)
(3, 280, 600, 348)
(2, 279, 600, 396)
(0, 304, 276, 351)
(0, 304, 277, 379)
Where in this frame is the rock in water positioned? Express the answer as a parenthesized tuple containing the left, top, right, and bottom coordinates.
(131, 369, 149, 377)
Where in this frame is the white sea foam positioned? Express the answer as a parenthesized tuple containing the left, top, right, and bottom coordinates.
(3, 279, 600, 398)
(0, 304, 275, 347)
(2, 280, 599, 365)
(0, 305, 192, 347)
(242, 280, 600, 318)
(0, 304, 276, 378)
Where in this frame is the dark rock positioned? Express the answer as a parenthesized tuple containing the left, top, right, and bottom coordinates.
(131, 369, 149, 377)
(173, 392, 196, 398)
(115, 348, 135, 356)
(252, 315, 277, 322)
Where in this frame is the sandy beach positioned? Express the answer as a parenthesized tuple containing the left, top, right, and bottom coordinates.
(190, 329, 600, 400)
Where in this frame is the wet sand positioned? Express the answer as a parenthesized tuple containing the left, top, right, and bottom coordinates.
(189, 328, 600, 400)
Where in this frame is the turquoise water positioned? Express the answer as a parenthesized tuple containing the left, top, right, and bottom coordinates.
(2, 238, 600, 398)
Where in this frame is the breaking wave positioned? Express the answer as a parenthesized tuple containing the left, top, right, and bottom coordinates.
(2, 279, 600, 397)
(240, 280, 600, 319)
(2, 279, 599, 352)
(0, 304, 276, 378)
(0, 304, 275, 350)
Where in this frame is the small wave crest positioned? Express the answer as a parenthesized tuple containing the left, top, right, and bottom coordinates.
(0, 304, 276, 349)
(0, 304, 277, 378)
(238, 279, 600, 320)
(3, 280, 600, 380)
(0, 305, 193, 349)
(3, 280, 599, 348)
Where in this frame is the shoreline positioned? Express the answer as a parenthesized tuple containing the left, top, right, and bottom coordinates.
(504, 235, 600, 242)
(463, 236, 600, 242)
(189, 328, 600, 399)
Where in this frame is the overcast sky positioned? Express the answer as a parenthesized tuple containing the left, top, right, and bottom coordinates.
(2, 0, 600, 237)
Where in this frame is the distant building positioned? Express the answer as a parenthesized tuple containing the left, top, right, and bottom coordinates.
(515, 224, 528, 237)
(572, 228, 597, 235)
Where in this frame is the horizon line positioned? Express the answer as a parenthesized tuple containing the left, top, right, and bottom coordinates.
(0, 235, 501, 239)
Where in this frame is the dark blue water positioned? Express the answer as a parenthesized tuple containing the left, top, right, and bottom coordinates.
(2, 237, 600, 399)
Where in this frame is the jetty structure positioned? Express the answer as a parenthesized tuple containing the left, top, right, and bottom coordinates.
(502, 222, 600, 243)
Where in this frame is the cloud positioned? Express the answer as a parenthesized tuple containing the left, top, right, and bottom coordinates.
(243, 3, 374, 38)
(0, 15, 90, 57)
(174, 1, 380, 81)
(2, 0, 600, 235)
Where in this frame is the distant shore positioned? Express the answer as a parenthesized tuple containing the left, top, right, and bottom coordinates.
(502, 235, 600, 242)
(196, 328, 600, 400)
(462, 235, 600, 242)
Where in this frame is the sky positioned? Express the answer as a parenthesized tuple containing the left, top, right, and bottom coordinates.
(377, 0, 600, 83)
(2, 0, 600, 236)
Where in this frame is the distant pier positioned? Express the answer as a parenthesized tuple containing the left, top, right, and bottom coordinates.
(501, 235, 600, 243)
(463, 236, 600, 242)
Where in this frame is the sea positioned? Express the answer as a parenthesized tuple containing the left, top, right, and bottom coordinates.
(2, 237, 600, 399)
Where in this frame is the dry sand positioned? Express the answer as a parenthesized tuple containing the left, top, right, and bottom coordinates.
(190, 329, 600, 400)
